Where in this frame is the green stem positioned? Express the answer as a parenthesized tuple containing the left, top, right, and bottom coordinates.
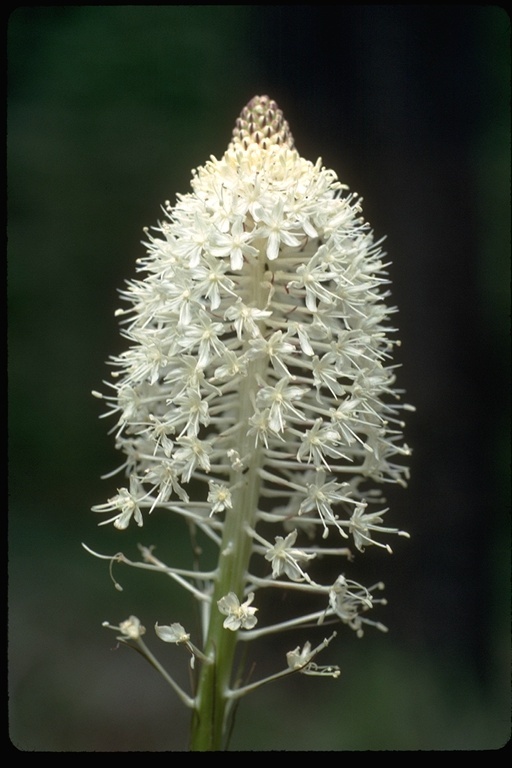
(189, 251, 267, 751)
(189, 443, 261, 750)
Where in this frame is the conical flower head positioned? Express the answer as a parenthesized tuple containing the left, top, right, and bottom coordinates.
(94, 95, 411, 560)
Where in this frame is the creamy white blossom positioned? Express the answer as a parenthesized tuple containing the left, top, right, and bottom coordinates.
(217, 592, 258, 631)
(207, 480, 233, 515)
(264, 529, 316, 581)
(155, 622, 190, 644)
(286, 632, 340, 678)
(90, 96, 413, 746)
(328, 576, 388, 637)
(102, 615, 146, 641)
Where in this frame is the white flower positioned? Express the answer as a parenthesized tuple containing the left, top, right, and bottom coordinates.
(207, 481, 232, 515)
(224, 299, 272, 340)
(102, 616, 146, 641)
(264, 529, 315, 581)
(296, 418, 348, 468)
(173, 436, 212, 482)
(247, 330, 295, 378)
(92, 478, 146, 530)
(299, 470, 354, 538)
(328, 576, 388, 637)
(155, 622, 190, 644)
(286, 632, 340, 678)
(119, 616, 145, 640)
(253, 198, 303, 260)
(348, 504, 410, 553)
(210, 215, 259, 270)
(255, 377, 307, 433)
(217, 592, 258, 631)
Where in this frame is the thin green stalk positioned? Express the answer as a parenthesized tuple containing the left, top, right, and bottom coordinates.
(189, 253, 266, 751)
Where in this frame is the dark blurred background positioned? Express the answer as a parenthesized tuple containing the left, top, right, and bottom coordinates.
(8, 6, 510, 751)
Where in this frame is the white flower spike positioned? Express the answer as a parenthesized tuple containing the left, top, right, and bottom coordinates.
(90, 96, 413, 751)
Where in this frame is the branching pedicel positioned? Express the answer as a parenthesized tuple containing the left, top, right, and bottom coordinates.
(88, 96, 413, 751)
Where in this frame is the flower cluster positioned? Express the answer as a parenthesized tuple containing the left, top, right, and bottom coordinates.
(91, 96, 412, 744)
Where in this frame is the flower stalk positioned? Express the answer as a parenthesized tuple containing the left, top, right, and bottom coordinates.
(89, 95, 412, 751)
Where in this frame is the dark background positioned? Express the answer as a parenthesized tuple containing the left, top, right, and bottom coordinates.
(8, 6, 510, 751)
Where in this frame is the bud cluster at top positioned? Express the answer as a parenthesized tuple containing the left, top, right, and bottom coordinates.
(231, 95, 295, 150)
